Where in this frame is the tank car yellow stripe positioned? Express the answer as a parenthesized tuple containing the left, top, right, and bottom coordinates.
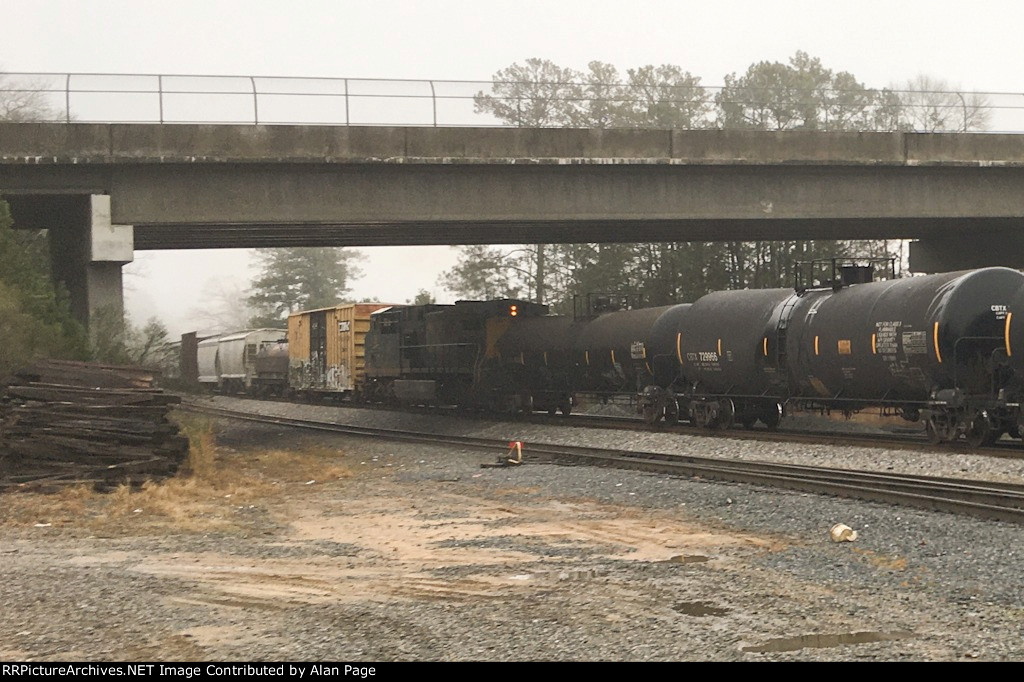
(585, 350, 590, 366)
(717, 338, 722, 356)
(676, 333, 683, 364)
(1006, 313, 1013, 358)
(645, 361, 652, 374)
(519, 352, 524, 365)
(763, 337, 768, 356)
(871, 333, 877, 354)
(543, 351, 548, 365)
(610, 349, 616, 364)
(814, 336, 819, 356)
(933, 322, 942, 363)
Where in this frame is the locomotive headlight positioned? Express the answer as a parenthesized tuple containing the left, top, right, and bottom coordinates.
(510, 305, 518, 317)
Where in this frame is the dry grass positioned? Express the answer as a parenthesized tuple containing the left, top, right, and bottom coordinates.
(0, 419, 352, 535)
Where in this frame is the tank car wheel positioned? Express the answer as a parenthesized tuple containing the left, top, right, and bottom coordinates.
(740, 416, 757, 429)
(925, 418, 944, 445)
(765, 404, 784, 431)
(716, 399, 735, 430)
(965, 413, 996, 448)
(664, 401, 679, 426)
(559, 401, 572, 416)
(642, 405, 661, 425)
(547, 406, 557, 416)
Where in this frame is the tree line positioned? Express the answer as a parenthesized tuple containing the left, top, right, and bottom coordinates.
(442, 52, 988, 312)
(472, 53, 989, 133)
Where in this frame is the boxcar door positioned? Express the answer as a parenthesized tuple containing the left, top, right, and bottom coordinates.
(310, 311, 328, 387)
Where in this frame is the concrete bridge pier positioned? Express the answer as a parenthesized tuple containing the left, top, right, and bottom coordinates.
(42, 195, 133, 329)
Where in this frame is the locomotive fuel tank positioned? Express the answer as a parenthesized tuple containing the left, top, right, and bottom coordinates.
(786, 267, 1024, 404)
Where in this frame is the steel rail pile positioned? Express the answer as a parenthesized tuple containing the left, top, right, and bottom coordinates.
(183, 400, 1024, 525)
(0, 360, 189, 490)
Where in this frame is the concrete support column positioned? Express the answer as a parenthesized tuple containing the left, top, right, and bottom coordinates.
(909, 233, 1024, 273)
(48, 195, 133, 329)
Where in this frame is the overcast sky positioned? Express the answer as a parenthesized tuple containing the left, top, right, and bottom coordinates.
(7, 0, 1024, 335)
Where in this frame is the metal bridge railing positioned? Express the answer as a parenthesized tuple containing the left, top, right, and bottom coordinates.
(1, 71, 1023, 132)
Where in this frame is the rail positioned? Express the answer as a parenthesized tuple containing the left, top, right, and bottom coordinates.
(180, 399, 1024, 524)
(2, 71, 1024, 132)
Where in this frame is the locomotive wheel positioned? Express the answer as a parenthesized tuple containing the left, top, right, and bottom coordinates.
(642, 405, 660, 425)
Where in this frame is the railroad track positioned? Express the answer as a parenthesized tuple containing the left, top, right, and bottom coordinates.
(194, 391, 1023, 459)
(180, 399, 1024, 525)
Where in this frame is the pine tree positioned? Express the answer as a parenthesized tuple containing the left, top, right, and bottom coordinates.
(247, 248, 363, 327)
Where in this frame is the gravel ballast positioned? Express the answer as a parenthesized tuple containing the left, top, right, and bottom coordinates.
(1, 402, 1023, 661)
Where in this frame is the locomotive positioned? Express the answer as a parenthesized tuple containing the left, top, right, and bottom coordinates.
(187, 260, 1024, 447)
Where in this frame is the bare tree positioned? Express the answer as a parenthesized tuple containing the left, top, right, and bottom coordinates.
(894, 74, 991, 132)
(0, 71, 62, 121)
(188, 278, 259, 334)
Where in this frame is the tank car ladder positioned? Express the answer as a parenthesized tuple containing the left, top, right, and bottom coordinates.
(773, 295, 801, 370)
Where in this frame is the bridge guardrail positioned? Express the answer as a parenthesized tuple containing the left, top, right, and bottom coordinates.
(1, 71, 1023, 132)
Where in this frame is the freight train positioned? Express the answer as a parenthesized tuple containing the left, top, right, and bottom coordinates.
(190, 260, 1024, 447)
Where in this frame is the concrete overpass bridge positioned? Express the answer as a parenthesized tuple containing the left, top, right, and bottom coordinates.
(3, 122, 1024, 325)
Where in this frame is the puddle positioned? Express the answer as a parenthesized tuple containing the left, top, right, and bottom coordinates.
(742, 630, 913, 653)
(664, 554, 710, 564)
(674, 601, 730, 617)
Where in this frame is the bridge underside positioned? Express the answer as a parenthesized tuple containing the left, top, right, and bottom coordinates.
(6, 162, 1024, 256)
(111, 217, 1024, 251)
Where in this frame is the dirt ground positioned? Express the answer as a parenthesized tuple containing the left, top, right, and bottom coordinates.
(0, 415, 1015, 661)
